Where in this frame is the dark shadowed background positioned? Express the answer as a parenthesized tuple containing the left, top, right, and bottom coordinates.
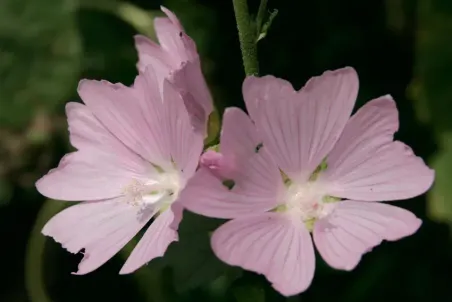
(1, 0, 451, 301)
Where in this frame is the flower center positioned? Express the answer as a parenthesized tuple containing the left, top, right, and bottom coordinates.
(275, 182, 340, 231)
(123, 171, 181, 213)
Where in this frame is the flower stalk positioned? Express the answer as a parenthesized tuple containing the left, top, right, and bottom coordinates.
(232, 0, 260, 76)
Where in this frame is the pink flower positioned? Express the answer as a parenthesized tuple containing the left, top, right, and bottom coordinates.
(181, 67, 435, 296)
(36, 66, 203, 275)
(134, 6, 213, 134)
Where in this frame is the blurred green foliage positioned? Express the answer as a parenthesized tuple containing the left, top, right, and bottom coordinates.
(0, 0, 452, 301)
(0, 0, 81, 129)
(411, 0, 452, 231)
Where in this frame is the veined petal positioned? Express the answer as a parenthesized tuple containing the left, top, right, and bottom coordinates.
(181, 165, 278, 219)
(36, 151, 144, 201)
(231, 147, 283, 199)
(242, 75, 295, 122)
(211, 213, 315, 296)
(162, 79, 203, 177)
(78, 75, 171, 169)
(220, 107, 261, 161)
(42, 198, 155, 274)
(321, 96, 434, 201)
(120, 208, 179, 274)
(182, 146, 282, 219)
(252, 68, 359, 181)
(313, 200, 421, 271)
(66, 102, 150, 174)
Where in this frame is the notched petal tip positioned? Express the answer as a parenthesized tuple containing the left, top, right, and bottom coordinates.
(77, 79, 121, 101)
(242, 74, 295, 93)
(303, 66, 359, 93)
(326, 66, 358, 79)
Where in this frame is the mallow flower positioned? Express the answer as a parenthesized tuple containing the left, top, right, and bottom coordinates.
(36, 66, 203, 275)
(134, 6, 213, 134)
(181, 67, 435, 296)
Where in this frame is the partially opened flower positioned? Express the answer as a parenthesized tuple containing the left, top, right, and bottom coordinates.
(135, 6, 213, 134)
(36, 66, 203, 275)
(181, 67, 434, 296)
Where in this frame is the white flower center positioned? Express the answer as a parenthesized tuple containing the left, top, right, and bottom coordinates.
(276, 181, 338, 230)
(123, 171, 182, 212)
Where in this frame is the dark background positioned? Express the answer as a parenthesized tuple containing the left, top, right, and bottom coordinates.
(1, 0, 451, 301)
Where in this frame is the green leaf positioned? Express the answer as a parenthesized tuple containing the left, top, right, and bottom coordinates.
(164, 211, 232, 293)
(256, 9, 278, 43)
(0, 0, 81, 129)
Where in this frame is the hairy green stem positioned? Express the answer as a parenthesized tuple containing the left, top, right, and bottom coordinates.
(232, 0, 259, 75)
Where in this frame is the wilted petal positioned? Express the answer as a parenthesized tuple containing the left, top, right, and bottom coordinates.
(251, 68, 359, 181)
(42, 198, 155, 274)
(211, 213, 315, 296)
(154, 6, 197, 65)
(170, 60, 213, 134)
(134, 7, 212, 136)
(321, 96, 434, 201)
(134, 35, 171, 76)
(313, 200, 421, 270)
(120, 208, 179, 274)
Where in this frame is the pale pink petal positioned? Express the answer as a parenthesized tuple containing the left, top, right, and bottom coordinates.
(78, 75, 171, 169)
(320, 97, 434, 201)
(162, 79, 203, 177)
(120, 208, 179, 274)
(211, 213, 315, 296)
(313, 200, 421, 271)
(134, 35, 171, 75)
(42, 198, 155, 274)
(251, 68, 359, 181)
(181, 154, 281, 219)
(197, 107, 261, 179)
(135, 8, 212, 136)
(170, 60, 213, 134)
(231, 147, 283, 199)
(220, 107, 261, 160)
(160, 6, 184, 30)
(242, 75, 295, 122)
(66, 102, 149, 173)
(36, 151, 144, 201)
(154, 7, 197, 65)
